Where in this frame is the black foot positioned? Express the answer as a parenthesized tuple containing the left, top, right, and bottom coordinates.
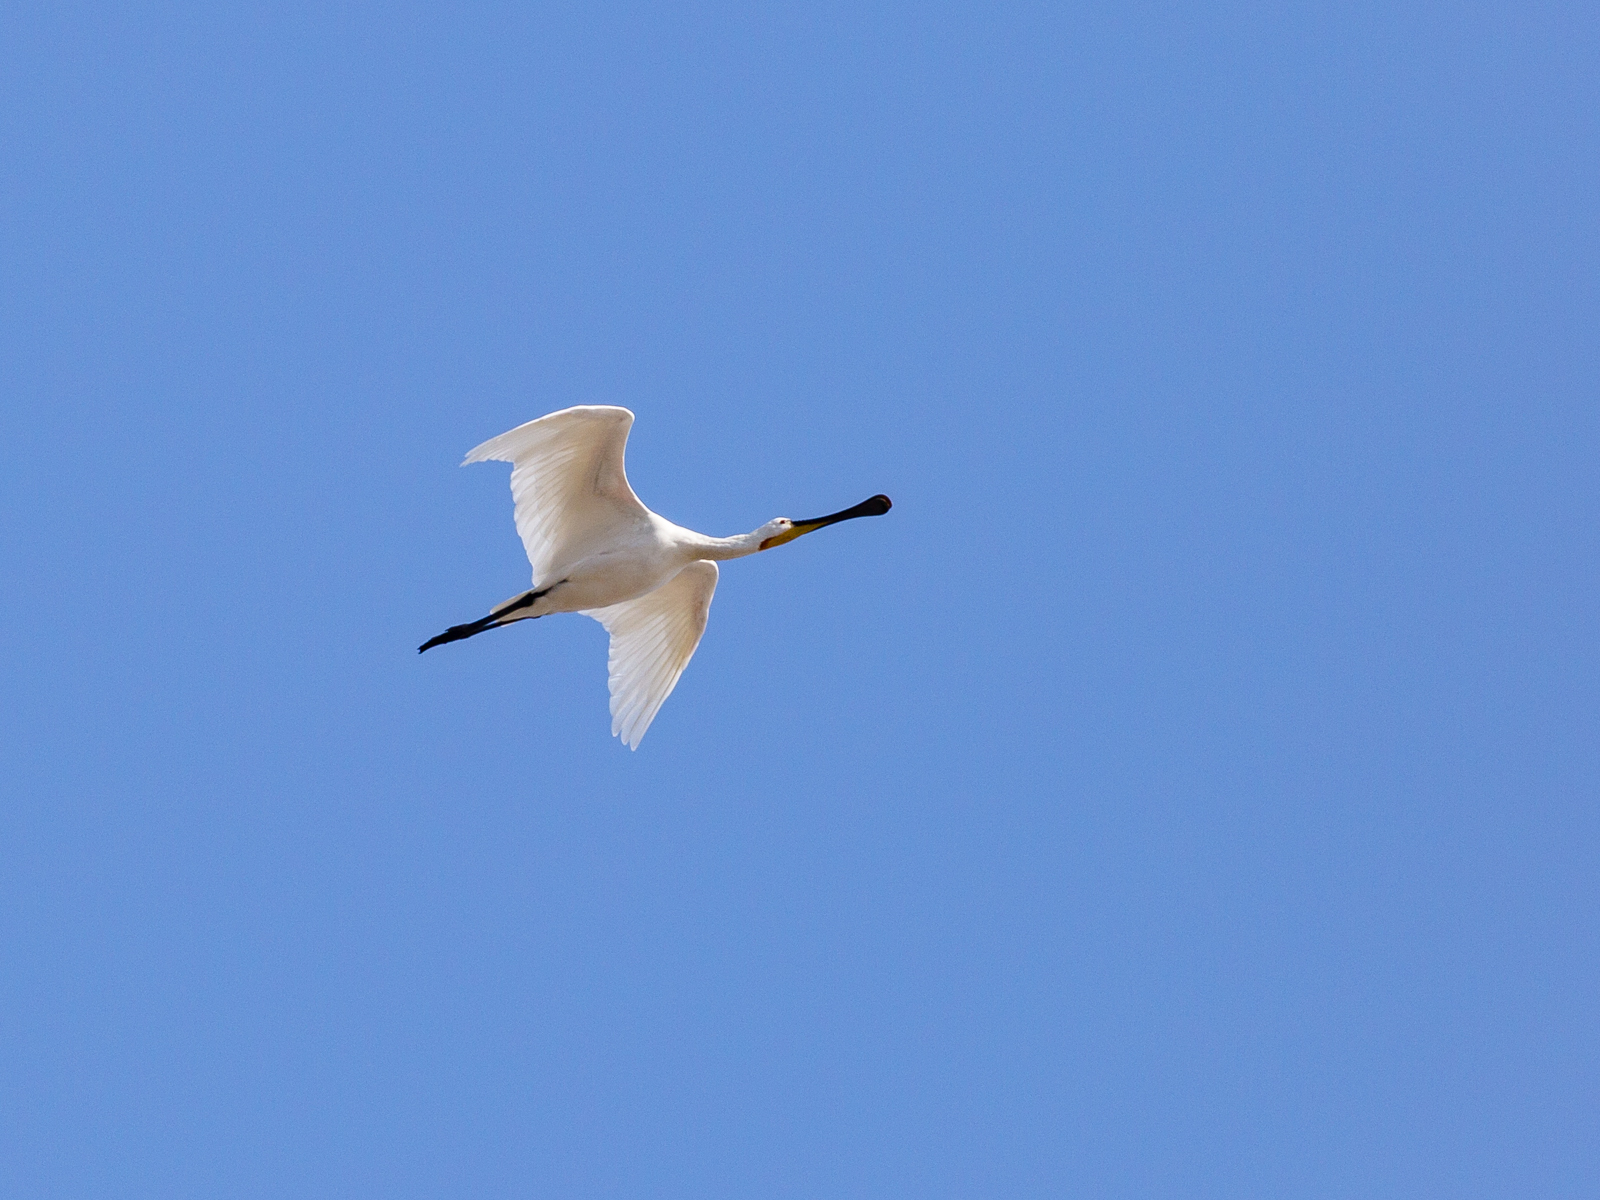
(417, 582, 560, 653)
(418, 619, 493, 653)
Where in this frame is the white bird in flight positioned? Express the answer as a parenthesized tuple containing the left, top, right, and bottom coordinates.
(421, 405, 892, 748)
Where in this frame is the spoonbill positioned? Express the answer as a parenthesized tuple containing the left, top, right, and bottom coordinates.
(420, 406, 891, 748)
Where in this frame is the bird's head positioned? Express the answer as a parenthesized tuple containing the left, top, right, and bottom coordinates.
(757, 494, 892, 550)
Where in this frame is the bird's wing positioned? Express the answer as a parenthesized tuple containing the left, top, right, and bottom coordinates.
(580, 560, 718, 749)
(463, 406, 650, 585)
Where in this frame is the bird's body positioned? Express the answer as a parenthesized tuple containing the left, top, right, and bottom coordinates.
(421, 405, 890, 748)
(492, 511, 701, 617)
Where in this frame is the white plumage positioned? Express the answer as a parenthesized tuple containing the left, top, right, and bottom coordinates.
(422, 406, 891, 749)
(585, 560, 718, 749)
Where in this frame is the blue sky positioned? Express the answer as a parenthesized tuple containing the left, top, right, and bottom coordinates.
(3, 2, 1596, 1196)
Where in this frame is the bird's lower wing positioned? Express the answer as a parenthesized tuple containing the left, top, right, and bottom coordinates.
(580, 561, 718, 749)
(463, 405, 650, 585)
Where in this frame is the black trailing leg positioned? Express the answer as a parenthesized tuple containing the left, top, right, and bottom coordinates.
(418, 584, 557, 653)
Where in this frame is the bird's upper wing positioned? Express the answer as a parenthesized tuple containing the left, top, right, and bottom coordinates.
(463, 406, 650, 585)
(580, 560, 718, 749)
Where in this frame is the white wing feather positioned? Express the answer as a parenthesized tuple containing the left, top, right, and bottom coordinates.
(581, 561, 718, 749)
(463, 406, 650, 585)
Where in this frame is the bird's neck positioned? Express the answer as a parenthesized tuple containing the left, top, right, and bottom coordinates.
(680, 529, 766, 562)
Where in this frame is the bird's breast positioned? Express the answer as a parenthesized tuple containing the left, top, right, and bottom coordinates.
(542, 543, 684, 613)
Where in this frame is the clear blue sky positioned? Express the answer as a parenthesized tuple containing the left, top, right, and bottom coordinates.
(4, 3, 1596, 1196)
